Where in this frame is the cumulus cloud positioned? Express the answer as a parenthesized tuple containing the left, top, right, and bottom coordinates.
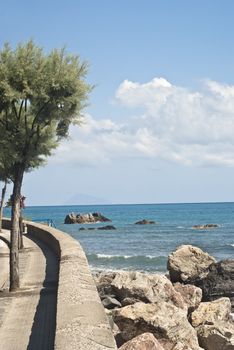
(52, 77, 234, 167)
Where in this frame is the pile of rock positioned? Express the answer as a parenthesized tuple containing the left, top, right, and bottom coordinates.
(94, 245, 234, 350)
(135, 219, 156, 225)
(192, 224, 219, 230)
(79, 225, 116, 231)
(64, 212, 111, 224)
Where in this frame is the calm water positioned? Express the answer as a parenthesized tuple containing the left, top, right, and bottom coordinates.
(4, 202, 234, 272)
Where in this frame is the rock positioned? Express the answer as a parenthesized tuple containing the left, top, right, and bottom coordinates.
(96, 271, 117, 285)
(191, 297, 231, 327)
(113, 301, 201, 350)
(135, 219, 155, 225)
(193, 260, 234, 310)
(121, 297, 142, 307)
(64, 212, 111, 224)
(119, 333, 164, 350)
(79, 227, 86, 231)
(97, 225, 116, 230)
(167, 245, 216, 283)
(173, 283, 202, 313)
(64, 212, 77, 224)
(192, 224, 219, 230)
(95, 271, 117, 298)
(93, 212, 111, 222)
(197, 321, 234, 350)
(102, 296, 122, 309)
(111, 271, 185, 309)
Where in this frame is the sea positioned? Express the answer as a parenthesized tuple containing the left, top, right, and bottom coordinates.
(3, 202, 234, 273)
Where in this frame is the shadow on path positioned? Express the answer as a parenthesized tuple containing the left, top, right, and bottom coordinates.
(26, 234, 59, 350)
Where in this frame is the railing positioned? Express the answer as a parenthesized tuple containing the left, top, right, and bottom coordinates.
(32, 219, 56, 228)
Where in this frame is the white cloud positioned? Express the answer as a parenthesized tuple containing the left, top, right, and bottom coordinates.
(51, 77, 234, 167)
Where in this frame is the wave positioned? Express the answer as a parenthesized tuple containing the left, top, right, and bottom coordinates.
(230, 244, 234, 247)
(87, 253, 167, 263)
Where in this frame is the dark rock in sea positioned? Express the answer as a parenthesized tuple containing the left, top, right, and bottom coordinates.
(64, 212, 77, 224)
(135, 219, 155, 225)
(93, 212, 111, 222)
(97, 225, 116, 230)
(79, 227, 86, 231)
(102, 296, 122, 309)
(192, 259, 234, 311)
(64, 212, 111, 224)
(192, 224, 219, 229)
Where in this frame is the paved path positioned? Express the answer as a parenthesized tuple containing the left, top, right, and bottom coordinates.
(0, 230, 59, 350)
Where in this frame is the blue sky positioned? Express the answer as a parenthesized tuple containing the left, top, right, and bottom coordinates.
(1, 1, 234, 205)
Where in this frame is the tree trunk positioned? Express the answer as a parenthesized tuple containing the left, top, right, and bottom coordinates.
(19, 214, 24, 250)
(0, 181, 7, 232)
(10, 166, 24, 291)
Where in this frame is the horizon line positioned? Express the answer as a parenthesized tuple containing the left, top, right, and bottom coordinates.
(12, 200, 234, 208)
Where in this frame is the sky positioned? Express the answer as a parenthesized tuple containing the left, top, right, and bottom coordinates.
(1, 0, 234, 205)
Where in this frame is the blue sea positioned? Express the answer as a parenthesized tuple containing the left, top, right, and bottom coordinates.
(3, 202, 234, 272)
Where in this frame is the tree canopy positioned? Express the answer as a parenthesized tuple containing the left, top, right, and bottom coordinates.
(0, 40, 91, 176)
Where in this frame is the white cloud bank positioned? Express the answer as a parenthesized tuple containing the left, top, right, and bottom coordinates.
(52, 77, 234, 167)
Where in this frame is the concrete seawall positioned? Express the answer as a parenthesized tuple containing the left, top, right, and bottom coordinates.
(2, 218, 117, 350)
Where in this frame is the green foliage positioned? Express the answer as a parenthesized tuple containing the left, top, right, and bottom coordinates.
(0, 40, 91, 179)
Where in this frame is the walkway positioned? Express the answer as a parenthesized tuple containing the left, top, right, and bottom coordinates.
(0, 229, 59, 350)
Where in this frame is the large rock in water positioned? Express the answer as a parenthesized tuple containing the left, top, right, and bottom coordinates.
(167, 245, 216, 283)
(197, 321, 234, 350)
(64, 212, 111, 224)
(64, 212, 77, 224)
(135, 219, 155, 225)
(111, 271, 185, 309)
(194, 259, 234, 310)
(113, 301, 202, 350)
(119, 333, 164, 350)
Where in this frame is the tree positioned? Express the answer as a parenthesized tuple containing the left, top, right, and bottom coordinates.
(0, 41, 91, 290)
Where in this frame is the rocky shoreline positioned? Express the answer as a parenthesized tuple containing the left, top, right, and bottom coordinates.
(94, 245, 234, 350)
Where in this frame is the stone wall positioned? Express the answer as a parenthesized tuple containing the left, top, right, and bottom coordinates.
(2, 218, 116, 350)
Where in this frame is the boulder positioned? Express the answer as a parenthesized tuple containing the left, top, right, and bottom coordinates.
(167, 245, 216, 283)
(192, 224, 219, 230)
(93, 212, 111, 222)
(95, 271, 117, 298)
(135, 219, 155, 225)
(194, 260, 234, 310)
(64, 212, 77, 224)
(102, 296, 122, 309)
(97, 225, 116, 230)
(119, 333, 164, 350)
(111, 271, 185, 309)
(64, 212, 111, 224)
(121, 297, 142, 307)
(113, 301, 201, 350)
(197, 321, 234, 350)
(173, 283, 202, 313)
(191, 297, 231, 327)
